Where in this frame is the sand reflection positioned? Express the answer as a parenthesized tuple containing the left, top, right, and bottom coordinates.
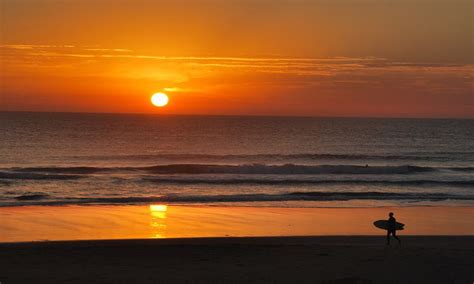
(149, 204, 168, 238)
(1, 205, 473, 242)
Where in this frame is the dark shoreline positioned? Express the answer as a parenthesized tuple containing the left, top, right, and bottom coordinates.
(2, 236, 473, 283)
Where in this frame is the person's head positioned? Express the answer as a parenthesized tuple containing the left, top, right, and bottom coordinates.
(389, 212, 394, 217)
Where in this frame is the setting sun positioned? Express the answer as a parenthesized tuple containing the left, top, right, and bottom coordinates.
(151, 93, 169, 107)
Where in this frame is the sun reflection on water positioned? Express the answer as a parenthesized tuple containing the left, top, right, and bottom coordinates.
(149, 204, 168, 238)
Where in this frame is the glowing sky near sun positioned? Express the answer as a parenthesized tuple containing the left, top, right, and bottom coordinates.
(0, 0, 472, 118)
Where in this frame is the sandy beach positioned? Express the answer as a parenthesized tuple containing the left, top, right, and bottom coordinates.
(1, 236, 473, 283)
(1, 205, 473, 283)
(1, 205, 474, 242)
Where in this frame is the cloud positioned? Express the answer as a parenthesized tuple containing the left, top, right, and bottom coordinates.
(2, 44, 470, 76)
(83, 48, 133, 53)
(1, 43, 472, 98)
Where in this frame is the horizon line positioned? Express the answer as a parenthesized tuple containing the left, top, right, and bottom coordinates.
(0, 110, 472, 120)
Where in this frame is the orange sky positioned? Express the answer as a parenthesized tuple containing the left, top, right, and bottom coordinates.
(0, 0, 472, 118)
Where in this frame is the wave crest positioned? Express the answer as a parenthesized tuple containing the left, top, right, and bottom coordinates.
(70, 152, 474, 162)
(143, 177, 474, 187)
(4, 191, 472, 206)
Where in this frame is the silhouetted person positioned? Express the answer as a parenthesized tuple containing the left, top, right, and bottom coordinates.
(387, 212, 401, 245)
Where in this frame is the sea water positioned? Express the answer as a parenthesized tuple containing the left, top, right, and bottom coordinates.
(0, 112, 472, 207)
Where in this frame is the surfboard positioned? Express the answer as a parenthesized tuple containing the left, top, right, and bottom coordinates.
(373, 220, 405, 230)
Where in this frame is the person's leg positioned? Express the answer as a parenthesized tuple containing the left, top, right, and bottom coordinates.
(386, 230, 390, 245)
(393, 230, 401, 244)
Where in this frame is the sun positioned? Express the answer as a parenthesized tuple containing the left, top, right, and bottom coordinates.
(151, 92, 169, 107)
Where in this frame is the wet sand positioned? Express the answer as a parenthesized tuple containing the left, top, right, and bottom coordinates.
(1, 236, 473, 283)
(1, 205, 473, 242)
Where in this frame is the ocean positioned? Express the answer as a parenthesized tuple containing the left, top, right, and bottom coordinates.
(0, 112, 473, 207)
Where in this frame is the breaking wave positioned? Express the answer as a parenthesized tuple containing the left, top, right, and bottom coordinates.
(14, 193, 50, 201)
(69, 152, 474, 162)
(4, 191, 473, 207)
(143, 178, 474, 187)
(3, 164, 473, 177)
(0, 172, 84, 180)
(142, 164, 439, 175)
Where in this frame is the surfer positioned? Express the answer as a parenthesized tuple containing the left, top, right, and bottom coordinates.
(387, 212, 401, 245)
